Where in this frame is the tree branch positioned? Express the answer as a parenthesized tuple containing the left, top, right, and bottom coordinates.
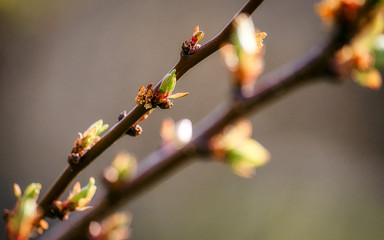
(38, 0, 265, 218)
(42, 3, 379, 237)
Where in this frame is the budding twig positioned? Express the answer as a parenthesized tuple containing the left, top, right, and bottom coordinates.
(38, 0, 265, 218)
(42, 1, 381, 238)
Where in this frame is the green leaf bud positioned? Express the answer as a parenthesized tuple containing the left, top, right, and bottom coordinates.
(159, 69, 177, 94)
(70, 177, 97, 205)
(23, 183, 41, 200)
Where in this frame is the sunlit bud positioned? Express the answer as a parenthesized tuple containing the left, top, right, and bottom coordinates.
(221, 14, 266, 94)
(333, 15, 383, 91)
(73, 120, 109, 153)
(210, 119, 270, 178)
(36, 219, 49, 235)
(316, 0, 365, 24)
(89, 212, 132, 240)
(354, 45, 374, 71)
(69, 177, 97, 210)
(159, 69, 177, 95)
(227, 138, 270, 178)
(15, 199, 39, 238)
(182, 25, 205, 54)
(38, 219, 49, 231)
(191, 26, 205, 44)
(13, 184, 22, 199)
(234, 14, 258, 54)
(93, 120, 109, 136)
(83, 120, 108, 141)
(353, 68, 382, 89)
(135, 84, 154, 109)
(51, 178, 96, 220)
(23, 183, 42, 200)
(104, 152, 137, 184)
(5, 183, 43, 240)
(155, 70, 189, 109)
(232, 14, 267, 57)
(80, 127, 97, 150)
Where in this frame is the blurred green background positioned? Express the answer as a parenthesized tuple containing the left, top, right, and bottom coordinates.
(1, 0, 384, 239)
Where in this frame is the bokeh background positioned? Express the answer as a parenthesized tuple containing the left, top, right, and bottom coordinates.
(1, 0, 384, 239)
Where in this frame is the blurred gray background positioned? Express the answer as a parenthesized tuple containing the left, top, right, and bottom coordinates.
(1, 0, 384, 239)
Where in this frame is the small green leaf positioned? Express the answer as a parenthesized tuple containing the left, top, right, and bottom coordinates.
(16, 198, 38, 227)
(96, 123, 109, 136)
(227, 139, 270, 178)
(82, 126, 98, 149)
(85, 120, 109, 136)
(169, 92, 189, 99)
(353, 68, 382, 90)
(70, 178, 97, 204)
(111, 152, 137, 181)
(193, 31, 205, 43)
(88, 120, 103, 132)
(23, 183, 41, 200)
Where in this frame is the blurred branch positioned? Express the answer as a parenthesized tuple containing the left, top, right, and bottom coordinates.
(38, 0, 265, 218)
(41, 2, 381, 239)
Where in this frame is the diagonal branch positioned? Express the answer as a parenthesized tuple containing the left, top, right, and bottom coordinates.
(38, 0, 265, 218)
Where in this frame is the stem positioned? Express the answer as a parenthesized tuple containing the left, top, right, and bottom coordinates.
(38, 0, 265, 218)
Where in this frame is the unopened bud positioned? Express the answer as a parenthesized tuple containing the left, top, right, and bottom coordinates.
(159, 69, 177, 94)
(69, 178, 97, 210)
(23, 183, 41, 200)
(13, 184, 22, 199)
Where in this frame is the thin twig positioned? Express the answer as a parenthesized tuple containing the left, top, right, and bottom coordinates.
(38, 0, 265, 218)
